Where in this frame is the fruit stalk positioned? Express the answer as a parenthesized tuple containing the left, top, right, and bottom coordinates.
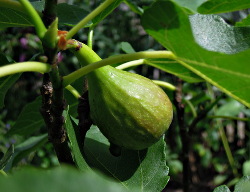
(63, 40, 175, 86)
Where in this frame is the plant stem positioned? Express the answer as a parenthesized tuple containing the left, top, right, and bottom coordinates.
(87, 26, 94, 48)
(66, 0, 116, 39)
(43, 0, 58, 27)
(218, 121, 239, 177)
(65, 85, 81, 99)
(18, 0, 46, 38)
(152, 80, 176, 91)
(63, 49, 175, 86)
(0, 62, 51, 78)
(189, 95, 223, 134)
(173, 78, 190, 192)
(184, 99, 197, 118)
(41, 0, 74, 165)
(116, 59, 145, 69)
(0, 170, 7, 177)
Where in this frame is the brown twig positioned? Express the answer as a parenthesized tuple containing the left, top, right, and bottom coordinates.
(40, 0, 74, 164)
(173, 78, 190, 192)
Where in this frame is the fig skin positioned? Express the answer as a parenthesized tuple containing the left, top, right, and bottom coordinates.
(70, 42, 173, 150)
(87, 65, 173, 150)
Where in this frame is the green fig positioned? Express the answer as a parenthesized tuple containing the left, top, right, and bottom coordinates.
(87, 65, 173, 150)
(71, 42, 173, 150)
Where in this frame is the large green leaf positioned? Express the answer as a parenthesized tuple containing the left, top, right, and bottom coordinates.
(213, 185, 231, 192)
(4, 134, 47, 171)
(189, 14, 250, 54)
(0, 7, 32, 28)
(236, 15, 250, 27)
(146, 59, 203, 83)
(171, 0, 207, 12)
(7, 96, 44, 136)
(0, 166, 127, 192)
(84, 126, 169, 192)
(234, 176, 250, 192)
(213, 176, 250, 192)
(0, 54, 21, 108)
(57, 3, 89, 26)
(57, 1, 123, 27)
(65, 114, 90, 171)
(198, 0, 250, 14)
(141, 0, 250, 108)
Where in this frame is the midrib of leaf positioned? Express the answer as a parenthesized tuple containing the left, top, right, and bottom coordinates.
(200, 1, 250, 14)
(178, 57, 250, 78)
(84, 147, 130, 190)
(18, 119, 44, 129)
(176, 57, 250, 108)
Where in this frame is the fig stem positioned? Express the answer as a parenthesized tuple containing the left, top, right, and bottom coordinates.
(63, 49, 176, 87)
(66, 0, 117, 40)
(116, 59, 176, 91)
(152, 80, 176, 91)
(65, 85, 81, 99)
(18, 0, 47, 38)
(116, 59, 145, 70)
(0, 62, 51, 78)
(87, 26, 94, 49)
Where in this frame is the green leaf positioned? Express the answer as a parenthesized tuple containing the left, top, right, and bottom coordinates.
(0, 7, 33, 28)
(92, 0, 123, 27)
(0, 145, 14, 170)
(0, 74, 21, 109)
(171, 0, 207, 12)
(145, 59, 203, 83)
(0, 166, 128, 192)
(141, 0, 250, 108)
(64, 113, 90, 171)
(236, 15, 250, 27)
(57, 3, 89, 26)
(124, 0, 143, 15)
(234, 176, 250, 192)
(7, 96, 44, 136)
(120, 42, 135, 53)
(84, 126, 169, 192)
(189, 14, 250, 54)
(243, 160, 250, 176)
(4, 134, 47, 171)
(215, 99, 246, 116)
(213, 185, 231, 192)
(0, 54, 21, 108)
(198, 0, 250, 14)
(31, 1, 45, 12)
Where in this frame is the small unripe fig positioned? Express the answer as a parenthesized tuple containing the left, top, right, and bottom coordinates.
(87, 65, 173, 150)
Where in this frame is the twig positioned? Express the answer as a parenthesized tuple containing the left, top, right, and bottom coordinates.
(40, 0, 74, 164)
(77, 79, 92, 148)
(173, 78, 190, 192)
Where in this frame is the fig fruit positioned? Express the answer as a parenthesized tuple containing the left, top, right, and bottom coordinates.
(71, 42, 173, 150)
(87, 66, 173, 150)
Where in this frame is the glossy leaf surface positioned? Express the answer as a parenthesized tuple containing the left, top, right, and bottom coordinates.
(142, 0, 250, 108)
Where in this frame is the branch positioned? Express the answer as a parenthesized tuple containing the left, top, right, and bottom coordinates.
(66, 0, 117, 40)
(0, 62, 50, 78)
(41, 0, 74, 165)
(18, 0, 46, 38)
(173, 78, 190, 192)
